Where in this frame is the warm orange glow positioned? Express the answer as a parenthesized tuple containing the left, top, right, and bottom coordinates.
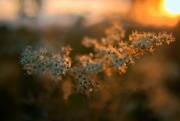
(162, 0, 180, 17)
(164, 0, 180, 15)
(0, 0, 19, 20)
(131, 0, 180, 27)
(43, 0, 131, 16)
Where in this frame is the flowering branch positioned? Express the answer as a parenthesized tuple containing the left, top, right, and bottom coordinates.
(20, 25, 175, 94)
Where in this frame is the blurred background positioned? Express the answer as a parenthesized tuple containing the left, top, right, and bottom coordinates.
(0, 0, 180, 121)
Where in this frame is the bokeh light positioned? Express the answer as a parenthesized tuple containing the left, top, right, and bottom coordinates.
(164, 0, 180, 16)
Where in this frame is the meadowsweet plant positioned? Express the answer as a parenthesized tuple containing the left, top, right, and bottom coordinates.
(20, 25, 175, 96)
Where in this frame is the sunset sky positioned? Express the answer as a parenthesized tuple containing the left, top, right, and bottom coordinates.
(0, 0, 179, 27)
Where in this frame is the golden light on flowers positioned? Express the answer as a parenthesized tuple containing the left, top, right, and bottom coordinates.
(163, 0, 180, 16)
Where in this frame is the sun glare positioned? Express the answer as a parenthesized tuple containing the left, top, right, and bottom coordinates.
(163, 0, 180, 16)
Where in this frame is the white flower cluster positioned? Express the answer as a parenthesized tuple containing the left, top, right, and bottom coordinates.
(82, 25, 175, 74)
(129, 31, 175, 57)
(20, 25, 175, 94)
(69, 54, 101, 92)
(20, 45, 71, 79)
(74, 71, 96, 92)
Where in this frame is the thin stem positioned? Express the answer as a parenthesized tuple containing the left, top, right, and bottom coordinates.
(83, 93, 89, 121)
